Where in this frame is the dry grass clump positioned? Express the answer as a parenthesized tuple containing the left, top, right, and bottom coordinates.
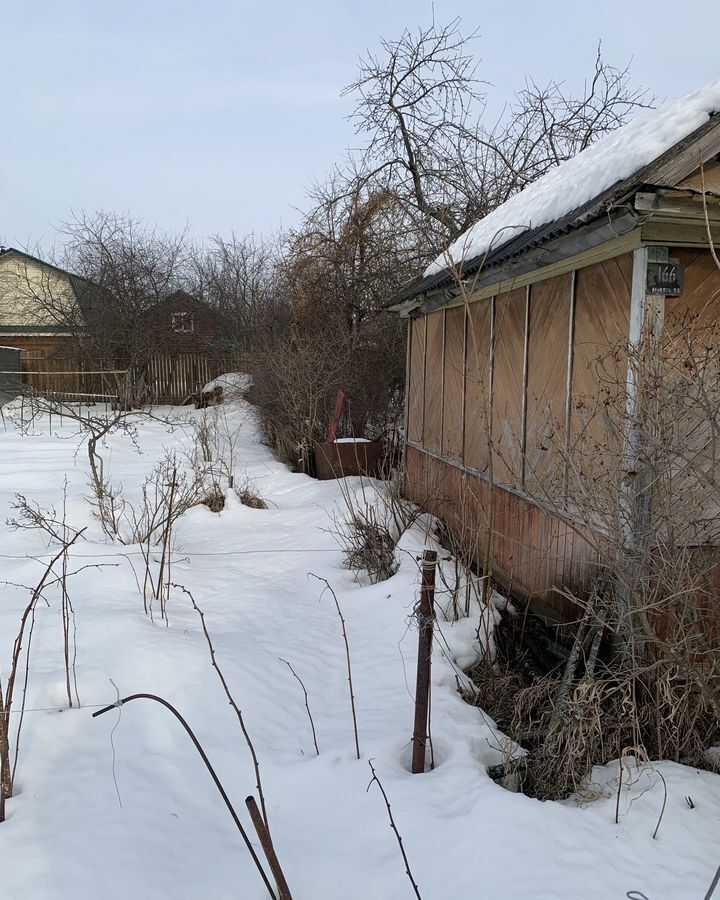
(236, 476, 267, 509)
(239, 489, 267, 510)
(201, 490, 226, 512)
(468, 609, 720, 801)
(331, 477, 421, 584)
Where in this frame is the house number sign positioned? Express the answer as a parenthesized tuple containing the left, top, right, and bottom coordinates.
(646, 259, 684, 296)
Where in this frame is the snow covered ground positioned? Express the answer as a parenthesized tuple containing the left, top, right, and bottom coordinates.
(1, 393, 720, 900)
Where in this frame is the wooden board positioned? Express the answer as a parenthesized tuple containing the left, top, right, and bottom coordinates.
(525, 274, 572, 500)
(659, 248, 720, 542)
(571, 255, 632, 455)
(423, 310, 444, 454)
(492, 288, 527, 487)
(464, 298, 492, 473)
(404, 445, 599, 619)
(442, 306, 465, 460)
(407, 317, 426, 443)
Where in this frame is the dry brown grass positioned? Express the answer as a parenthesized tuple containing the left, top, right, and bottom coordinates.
(468, 609, 720, 801)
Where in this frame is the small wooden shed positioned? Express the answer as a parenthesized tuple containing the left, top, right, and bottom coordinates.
(389, 82, 720, 622)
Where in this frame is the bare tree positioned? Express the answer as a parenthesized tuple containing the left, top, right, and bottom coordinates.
(484, 45, 652, 206)
(343, 20, 650, 252)
(191, 232, 290, 352)
(58, 211, 192, 404)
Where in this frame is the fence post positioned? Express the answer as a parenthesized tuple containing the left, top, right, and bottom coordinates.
(245, 795, 294, 900)
(411, 549, 437, 774)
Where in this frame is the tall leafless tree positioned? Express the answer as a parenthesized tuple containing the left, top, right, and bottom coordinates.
(342, 20, 651, 252)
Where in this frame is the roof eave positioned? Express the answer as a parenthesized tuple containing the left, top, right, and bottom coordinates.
(390, 112, 720, 311)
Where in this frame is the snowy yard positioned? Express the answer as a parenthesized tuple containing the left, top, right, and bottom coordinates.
(1, 392, 719, 900)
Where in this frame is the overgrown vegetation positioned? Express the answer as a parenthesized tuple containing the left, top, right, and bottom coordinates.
(450, 282, 720, 801)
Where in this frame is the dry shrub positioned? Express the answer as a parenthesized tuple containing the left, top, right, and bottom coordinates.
(247, 320, 405, 473)
(128, 452, 207, 544)
(469, 601, 720, 801)
(238, 490, 267, 510)
(332, 476, 421, 583)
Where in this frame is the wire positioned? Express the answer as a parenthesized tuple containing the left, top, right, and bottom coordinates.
(2, 701, 111, 714)
(108, 679, 123, 809)
(0, 547, 341, 560)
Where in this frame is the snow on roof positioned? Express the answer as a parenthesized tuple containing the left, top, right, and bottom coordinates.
(425, 79, 720, 277)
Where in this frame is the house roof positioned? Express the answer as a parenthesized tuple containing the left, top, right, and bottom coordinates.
(0, 249, 219, 324)
(391, 79, 720, 311)
(0, 246, 101, 298)
(0, 246, 82, 282)
(146, 290, 223, 323)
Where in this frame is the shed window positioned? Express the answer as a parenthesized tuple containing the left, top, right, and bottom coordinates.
(171, 312, 194, 333)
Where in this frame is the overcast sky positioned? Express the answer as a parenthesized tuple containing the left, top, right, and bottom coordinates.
(1, 0, 718, 250)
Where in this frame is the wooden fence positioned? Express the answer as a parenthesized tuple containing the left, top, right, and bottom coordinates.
(17, 353, 240, 404)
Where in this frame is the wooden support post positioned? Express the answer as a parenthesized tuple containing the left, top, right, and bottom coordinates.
(613, 246, 668, 661)
(411, 549, 437, 774)
(245, 795, 293, 900)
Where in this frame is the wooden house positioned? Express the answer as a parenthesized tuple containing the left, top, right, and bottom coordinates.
(142, 290, 223, 355)
(0, 247, 83, 358)
(1, 248, 222, 360)
(389, 82, 720, 622)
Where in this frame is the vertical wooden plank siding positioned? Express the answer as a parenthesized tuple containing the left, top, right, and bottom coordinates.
(442, 305, 465, 460)
(570, 255, 632, 454)
(404, 445, 600, 615)
(423, 311, 444, 454)
(404, 253, 647, 616)
(463, 298, 493, 472)
(525, 272, 573, 501)
(658, 248, 720, 540)
(407, 317, 426, 443)
(491, 288, 526, 486)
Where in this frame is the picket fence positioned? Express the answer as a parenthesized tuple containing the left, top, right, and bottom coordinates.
(19, 353, 237, 404)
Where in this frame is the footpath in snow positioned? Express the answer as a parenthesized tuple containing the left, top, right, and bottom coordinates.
(1, 392, 719, 900)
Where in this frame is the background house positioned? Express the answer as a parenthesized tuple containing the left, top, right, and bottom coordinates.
(0, 247, 81, 358)
(143, 290, 223, 354)
(391, 83, 720, 624)
(1, 248, 224, 360)
(1, 247, 228, 402)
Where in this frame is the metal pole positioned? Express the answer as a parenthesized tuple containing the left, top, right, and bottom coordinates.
(245, 796, 293, 900)
(411, 549, 437, 774)
(92, 693, 276, 898)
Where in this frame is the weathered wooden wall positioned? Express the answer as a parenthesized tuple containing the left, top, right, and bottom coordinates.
(405, 445, 600, 620)
(404, 251, 635, 615)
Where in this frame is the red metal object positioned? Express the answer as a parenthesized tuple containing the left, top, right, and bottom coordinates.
(313, 439, 384, 480)
(326, 388, 348, 443)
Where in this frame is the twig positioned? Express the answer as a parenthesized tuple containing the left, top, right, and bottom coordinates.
(279, 658, 319, 756)
(92, 693, 276, 898)
(309, 574, 360, 759)
(704, 862, 720, 900)
(652, 770, 667, 840)
(367, 760, 422, 900)
(174, 583, 271, 831)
